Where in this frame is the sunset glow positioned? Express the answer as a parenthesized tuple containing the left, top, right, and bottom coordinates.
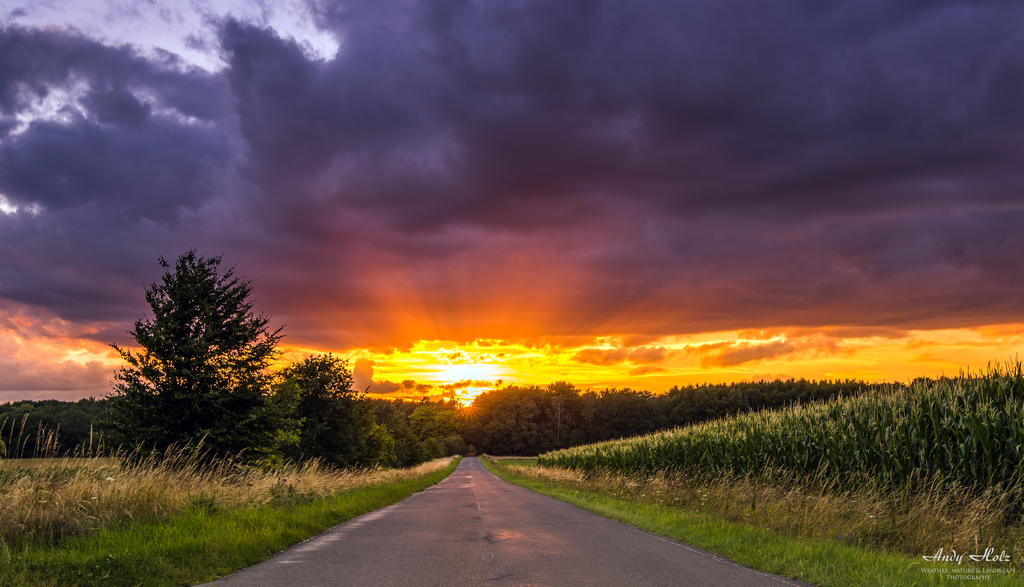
(4, 296, 1024, 402)
(325, 324, 1024, 402)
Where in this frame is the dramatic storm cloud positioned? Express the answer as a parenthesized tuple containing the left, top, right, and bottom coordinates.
(2, 0, 1024, 398)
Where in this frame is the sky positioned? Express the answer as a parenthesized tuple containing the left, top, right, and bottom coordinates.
(1, 0, 1023, 403)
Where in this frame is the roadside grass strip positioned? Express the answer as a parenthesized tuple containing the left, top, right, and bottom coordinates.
(482, 458, 1020, 587)
(1, 458, 459, 587)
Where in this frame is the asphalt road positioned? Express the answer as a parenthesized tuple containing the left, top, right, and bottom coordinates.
(199, 457, 812, 587)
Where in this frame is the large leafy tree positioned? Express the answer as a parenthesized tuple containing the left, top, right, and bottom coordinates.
(107, 251, 283, 459)
(279, 354, 395, 468)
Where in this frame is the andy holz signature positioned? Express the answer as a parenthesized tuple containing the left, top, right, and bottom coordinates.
(923, 547, 1012, 565)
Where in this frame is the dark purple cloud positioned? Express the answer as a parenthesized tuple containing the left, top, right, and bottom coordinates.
(0, 0, 1022, 374)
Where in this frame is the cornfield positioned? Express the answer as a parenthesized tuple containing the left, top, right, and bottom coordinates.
(539, 362, 1024, 491)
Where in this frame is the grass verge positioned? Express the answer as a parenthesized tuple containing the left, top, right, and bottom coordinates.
(1, 457, 459, 587)
(481, 457, 1020, 587)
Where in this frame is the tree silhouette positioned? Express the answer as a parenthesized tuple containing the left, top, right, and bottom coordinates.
(107, 251, 283, 459)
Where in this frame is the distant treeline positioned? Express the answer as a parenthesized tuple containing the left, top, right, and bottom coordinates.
(0, 394, 463, 467)
(2, 378, 899, 460)
(465, 379, 900, 456)
(0, 398, 110, 458)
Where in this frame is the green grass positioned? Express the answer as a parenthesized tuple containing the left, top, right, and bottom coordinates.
(1, 458, 459, 587)
(482, 458, 1021, 587)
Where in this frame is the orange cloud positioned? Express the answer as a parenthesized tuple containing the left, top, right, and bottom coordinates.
(440, 379, 496, 391)
(693, 335, 851, 368)
(629, 365, 667, 376)
(741, 374, 794, 382)
(352, 358, 374, 391)
(350, 357, 435, 396)
(699, 341, 798, 367)
(369, 379, 434, 395)
(572, 345, 669, 366)
(572, 347, 629, 366)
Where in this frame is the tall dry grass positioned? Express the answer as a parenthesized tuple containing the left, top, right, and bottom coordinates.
(0, 414, 69, 461)
(500, 460, 1024, 562)
(0, 446, 455, 549)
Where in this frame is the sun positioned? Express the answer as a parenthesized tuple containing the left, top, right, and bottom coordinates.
(426, 362, 506, 402)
